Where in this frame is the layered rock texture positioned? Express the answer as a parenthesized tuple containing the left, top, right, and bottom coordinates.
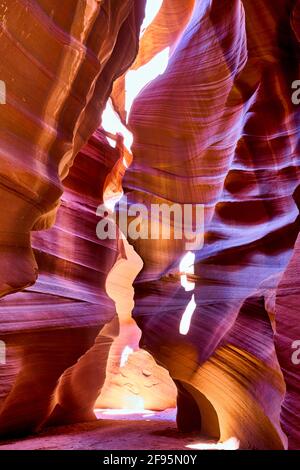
(0, 0, 147, 436)
(117, 0, 300, 449)
(0, 0, 300, 450)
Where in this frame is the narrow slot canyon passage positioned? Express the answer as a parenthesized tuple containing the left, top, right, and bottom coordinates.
(0, 0, 300, 455)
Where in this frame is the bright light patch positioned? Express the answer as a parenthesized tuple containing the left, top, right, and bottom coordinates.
(142, 412, 155, 418)
(125, 47, 169, 117)
(186, 437, 240, 450)
(123, 395, 145, 411)
(140, 0, 164, 37)
(94, 408, 152, 417)
(179, 294, 196, 335)
(120, 345, 134, 368)
(101, 100, 134, 151)
(103, 191, 124, 213)
(180, 251, 195, 292)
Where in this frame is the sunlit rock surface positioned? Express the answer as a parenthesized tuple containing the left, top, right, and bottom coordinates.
(0, 0, 145, 297)
(0, 0, 146, 436)
(119, 0, 300, 449)
(0, 129, 119, 435)
(0, 0, 300, 450)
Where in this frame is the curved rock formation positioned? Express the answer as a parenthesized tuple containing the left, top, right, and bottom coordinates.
(0, 0, 145, 297)
(275, 230, 300, 449)
(120, 0, 300, 449)
(0, 129, 119, 435)
(0, 0, 146, 436)
(0, 0, 300, 450)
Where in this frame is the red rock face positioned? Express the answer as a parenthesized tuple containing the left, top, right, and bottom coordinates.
(0, 0, 146, 436)
(0, 0, 300, 450)
(0, 0, 145, 297)
(0, 129, 120, 435)
(275, 232, 300, 449)
(120, 0, 300, 449)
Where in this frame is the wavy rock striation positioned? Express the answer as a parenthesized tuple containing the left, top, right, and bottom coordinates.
(0, 0, 146, 436)
(0, 0, 145, 297)
(121, 0, 300, 449)
(0, 0, 299, 450)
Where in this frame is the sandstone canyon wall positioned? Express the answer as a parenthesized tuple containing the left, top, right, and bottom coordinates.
(0, 0, 300, 450)
(120, 0, 300, 449)
(0, 0, 146, 436)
